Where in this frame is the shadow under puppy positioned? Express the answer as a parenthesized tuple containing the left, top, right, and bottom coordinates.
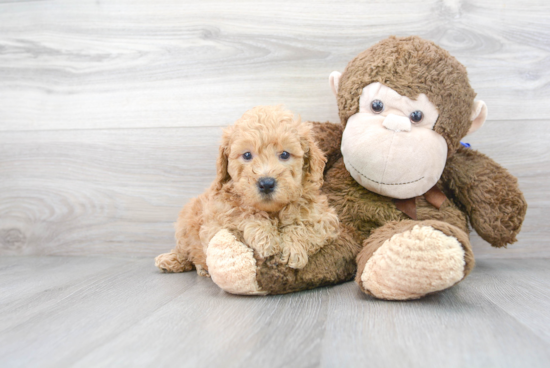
(156, 106, 359, 294)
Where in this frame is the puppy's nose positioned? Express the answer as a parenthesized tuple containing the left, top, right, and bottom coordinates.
(258, 177, 276, 194)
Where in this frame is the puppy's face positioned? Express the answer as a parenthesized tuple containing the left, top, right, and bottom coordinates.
(215, 106, 325, 212)
(228, 130, 304, 212)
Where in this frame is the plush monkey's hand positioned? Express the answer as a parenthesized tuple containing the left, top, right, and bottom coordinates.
(442, 147, 527, 247)
(307, 121, 343, 174)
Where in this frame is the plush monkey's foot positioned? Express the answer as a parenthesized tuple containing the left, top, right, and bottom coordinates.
(358, 224, 467, 300)
(155, 252, 194, 273)
(206, 229, 267, 295)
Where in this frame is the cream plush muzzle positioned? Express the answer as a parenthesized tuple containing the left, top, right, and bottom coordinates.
(341, 112, 447, 199)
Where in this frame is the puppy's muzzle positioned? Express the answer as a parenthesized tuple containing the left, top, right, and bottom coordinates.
(257, 177, 276, 195)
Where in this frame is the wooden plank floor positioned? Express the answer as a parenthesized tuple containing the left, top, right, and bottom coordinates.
(0, 256, 549, 368)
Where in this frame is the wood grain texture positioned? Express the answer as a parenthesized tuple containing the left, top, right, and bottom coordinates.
(0, 256, 549, 368)
(0, 0, 549, 131)
(0, 120, 548, 257)
(0, 126, 221, 256)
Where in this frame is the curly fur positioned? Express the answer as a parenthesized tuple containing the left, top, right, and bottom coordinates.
(155, 106, 340, 274)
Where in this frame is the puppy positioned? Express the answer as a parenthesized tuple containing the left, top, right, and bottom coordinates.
(155, 106, 339, 276)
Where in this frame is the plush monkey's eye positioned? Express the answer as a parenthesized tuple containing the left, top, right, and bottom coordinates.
(410, 111, 423, 123)
(243, 152, 253, 160)
(371, 100, 384, 113)
(279, 151, 290, 160)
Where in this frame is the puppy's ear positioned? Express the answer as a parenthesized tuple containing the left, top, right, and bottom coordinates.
(300, 124, 326, 189)
(214, 126, 232, 191)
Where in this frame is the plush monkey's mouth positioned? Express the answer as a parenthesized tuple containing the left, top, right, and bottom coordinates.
(348, 162, 424, 186)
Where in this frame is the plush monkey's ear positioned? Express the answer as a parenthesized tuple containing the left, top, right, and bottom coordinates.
(214, 126, 232, 191)
(300, 124, 327, 189)
(329, 71, 342, 97)
(467, 100, 488, 136)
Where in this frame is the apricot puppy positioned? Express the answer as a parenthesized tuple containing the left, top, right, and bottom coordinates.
(155, 106, 339, 278)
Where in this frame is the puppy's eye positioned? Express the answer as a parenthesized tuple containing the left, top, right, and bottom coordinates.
(371, 100, 384, 113)
(279, 151, 290, 160)
(410, 110, 423, 123)
(242, 152, 253, 161)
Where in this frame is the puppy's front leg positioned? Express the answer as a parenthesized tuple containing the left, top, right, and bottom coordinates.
(241, 218, 281, 259)
(280, 226, 310, 269)
(280, 211, 340, 269)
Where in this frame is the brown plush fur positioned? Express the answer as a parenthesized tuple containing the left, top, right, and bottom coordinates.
(253, 36, 526, 297)
(255, 223, 362, 294)
(442, 147, 528, 247)
(309, 121, 343, 173)
(155, 106, 342, 275)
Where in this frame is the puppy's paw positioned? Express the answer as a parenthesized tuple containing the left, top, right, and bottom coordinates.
(155, 252, 194, 273)
(281, 244, 309, 269)
(242, 221, 280, 259)
(196, 264, 210, 278)
(207, 229, 267, 295)
(255, 241, 277, 259)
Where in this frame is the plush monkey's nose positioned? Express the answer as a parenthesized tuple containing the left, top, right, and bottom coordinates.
(258, 177, 276, 194)
(382, 114, 411, 132)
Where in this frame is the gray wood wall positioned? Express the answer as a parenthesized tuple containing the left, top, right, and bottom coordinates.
(1, 0, 548, 258)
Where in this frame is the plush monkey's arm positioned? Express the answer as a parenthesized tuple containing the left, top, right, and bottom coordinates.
(441, 147, 527, 247)
(307, 121, 343, 173)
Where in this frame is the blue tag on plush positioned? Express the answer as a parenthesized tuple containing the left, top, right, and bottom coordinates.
(460, 142, 471, 148)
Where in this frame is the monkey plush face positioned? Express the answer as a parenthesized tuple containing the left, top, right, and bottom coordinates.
(330, 36, 488, 199)
(340, 82, 445, 199)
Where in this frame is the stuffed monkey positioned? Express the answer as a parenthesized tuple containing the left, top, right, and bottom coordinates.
(207, 36, 527, 300)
